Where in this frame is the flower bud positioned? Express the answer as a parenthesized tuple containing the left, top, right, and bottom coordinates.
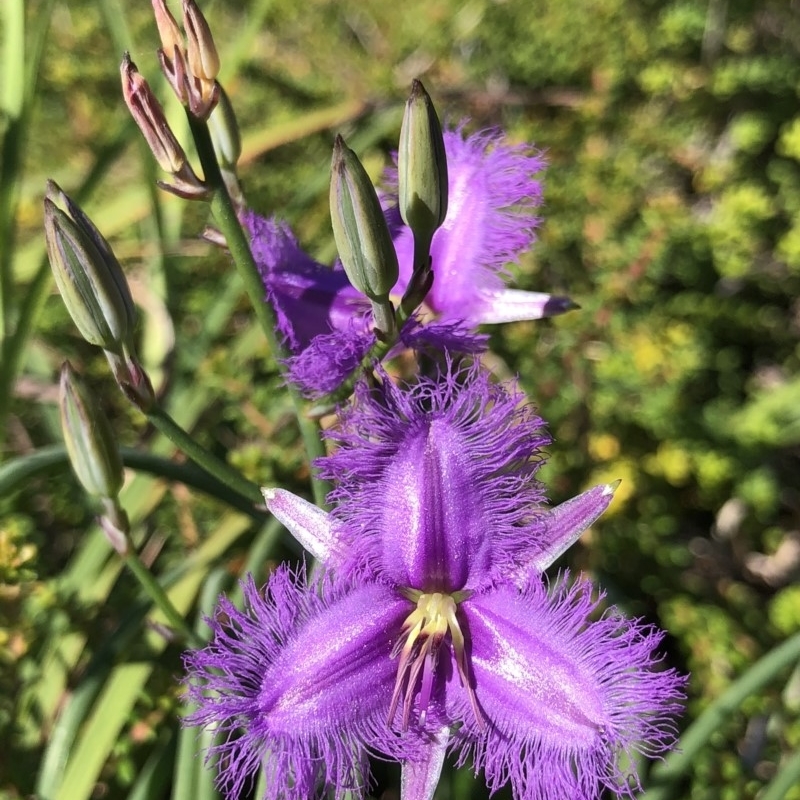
(182, 0, 220, 82)
(59, 362, 125, 500)
(151, 0, 183, 59)
(121, 54, 209, 196)
(121, 53, 187, 175)
(330, 135, 399, 301)
(398, 80, 448, 244)
(44, 181, 136, 354)
(208, 84, 241, 169)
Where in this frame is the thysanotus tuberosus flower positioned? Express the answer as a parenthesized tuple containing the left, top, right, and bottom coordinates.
(184, 363, 684, 800)
(246, 213, 485, 396)
(386, 126, 575, 325)
(246, 124, 574, 396)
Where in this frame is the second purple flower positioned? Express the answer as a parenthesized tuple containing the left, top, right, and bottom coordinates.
(246, 126, 574, 395)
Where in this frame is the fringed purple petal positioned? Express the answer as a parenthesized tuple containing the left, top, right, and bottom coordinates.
(318, 362, 552, 591)
(510, 483, 618, 581)
(400, 316, 488, 355)
(285, 324, 376, 397)
(385, 127, 545, 321)
(451, 578, 685, 800)
(183, 569, 414, 800)
(244, 211, 367, 350)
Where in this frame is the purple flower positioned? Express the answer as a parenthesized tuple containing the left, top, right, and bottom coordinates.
(385, 127, 573, 324)
(245, 126, 574, 395)
(184, 364, 684, 799)
(246, 213, 365, 352)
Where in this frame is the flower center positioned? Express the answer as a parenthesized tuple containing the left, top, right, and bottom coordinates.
(388, 590, 484, 731)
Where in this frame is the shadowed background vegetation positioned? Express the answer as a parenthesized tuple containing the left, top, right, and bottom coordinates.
(2, 0, 800, 798)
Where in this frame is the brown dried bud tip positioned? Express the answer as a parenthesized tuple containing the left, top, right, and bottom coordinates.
(121, 53, 186, 174)
(120, 53, 208, 198)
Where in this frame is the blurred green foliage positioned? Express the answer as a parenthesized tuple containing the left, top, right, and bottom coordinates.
(2, 0, 800, 798)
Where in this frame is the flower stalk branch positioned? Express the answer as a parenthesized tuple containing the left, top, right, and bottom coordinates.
(186, 114, 330, 507)
(146, 404, 263, 506)
(121, 543, 205, 648)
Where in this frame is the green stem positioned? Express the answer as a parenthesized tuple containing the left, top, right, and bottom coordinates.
(641, 630, 800, 800)
(0, 0, 25, 341)
(187, 113, 330, 508)
(412, 229, 432, 276)
(0, 444, 267, 520)
(121, 546, 204, 648)
(0, 260, 52, 427)
(146, 404, 263, 506)
(0, 0, 56, 437)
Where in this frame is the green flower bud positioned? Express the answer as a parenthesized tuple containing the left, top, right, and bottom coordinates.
(330, 135, 399, 301)
(59, 362, 124, 500)
(208, 84, 241, 169)
(398, 79, 448, 243)
(44, 181, 136, 354)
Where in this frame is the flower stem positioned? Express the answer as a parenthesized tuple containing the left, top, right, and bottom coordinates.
(187, 113, 330, 508)
(0, 443, 269, 520)
(411, 230, 432, 276)
(121, 545, 204, 648)
(146, 404, 263, 506)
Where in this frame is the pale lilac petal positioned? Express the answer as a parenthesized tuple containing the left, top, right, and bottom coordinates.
(319, 362, 551, 591)
(262, 488, 348, 567)
(467, 288, 577, 325)
(386, 128, 545, 321)
(184, 569, 414, 800)
(452, 578, 685, 800)
(511, 483, 618, 581)
(400, 727, 450, 800)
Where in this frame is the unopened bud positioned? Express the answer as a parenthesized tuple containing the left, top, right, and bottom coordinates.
(121, 54, 209, 197)
(398, 80, 448, 246)
(330, 135, 399, 301)
(44, 181, 136, 353)
(151, 0, 183, 59)
(59, 362, 125, 500)
(121, 54, 187, 174)
(208, 84, 241, 169)
(182, 0, 219, 82)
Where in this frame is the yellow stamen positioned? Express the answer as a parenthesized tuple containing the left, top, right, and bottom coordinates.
(389, 591, 485, 730)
